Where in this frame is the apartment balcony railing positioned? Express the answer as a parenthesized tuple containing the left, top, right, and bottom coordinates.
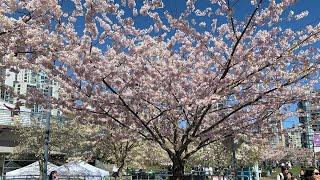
(0, 109, 64, 127)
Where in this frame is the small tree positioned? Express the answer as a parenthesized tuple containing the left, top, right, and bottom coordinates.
(13, 117, 97, 154)
(13, 115, 139, 177)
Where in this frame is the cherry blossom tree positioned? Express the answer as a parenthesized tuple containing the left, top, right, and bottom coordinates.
(128, 141, 171, 170)
(188, 133, 262, 172)
(12, 116, 97, 161)
(13, 114, 138, 177)
(1, 0, 320, 179)
(262, 145, 313, 165)
(91, 122, 138, 177)
(12, 117, 93, 178)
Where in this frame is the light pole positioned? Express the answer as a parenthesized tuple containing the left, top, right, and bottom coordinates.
(43, 109, 51, 180)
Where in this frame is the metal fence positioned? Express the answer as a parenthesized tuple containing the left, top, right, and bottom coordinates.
(1, 176, 110, 180)
(0, 173, 254, 180)
(114, 169, 254, 180)
(121, 172, 235, 180)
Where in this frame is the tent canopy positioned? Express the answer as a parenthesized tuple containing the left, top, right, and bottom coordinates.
(52, 161, 109, 176)
(6, 161, 58, 176)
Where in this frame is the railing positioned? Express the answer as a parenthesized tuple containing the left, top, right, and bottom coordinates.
(0, 109, 66, 127)
(0, 109, 38, 127)
(0, 109, 14, 126)
(0, 172, 252, 180)
(2, 175, 110, 180)
(127, 171, 233, 180)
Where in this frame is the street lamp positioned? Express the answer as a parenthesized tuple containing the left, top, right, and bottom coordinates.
(42, 83, 52, 180)
(232, 135, 238, 180)
(43, 109, 51, 180)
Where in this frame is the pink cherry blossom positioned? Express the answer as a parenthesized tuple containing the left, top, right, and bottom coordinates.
(0, 1, 319, 179)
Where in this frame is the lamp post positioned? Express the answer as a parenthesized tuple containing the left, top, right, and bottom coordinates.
(43, 84, 52, 180)
(43, 109, 51, 180)
(232, 135, 238, 180)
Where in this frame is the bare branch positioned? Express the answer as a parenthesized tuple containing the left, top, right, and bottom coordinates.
(227, 0, 238, 40)
(220, 0, 264, 79)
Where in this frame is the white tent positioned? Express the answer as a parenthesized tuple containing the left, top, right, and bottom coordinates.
(78, 162, 109, 176)
(52, 161, 109, 179)
(5, 161, 58, 179)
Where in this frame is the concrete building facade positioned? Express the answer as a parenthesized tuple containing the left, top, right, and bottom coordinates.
(265, 112, 286, 147)
(298, 101, 314, 149)
(298, 99, 320, 149)
(285, 126, 303, 148)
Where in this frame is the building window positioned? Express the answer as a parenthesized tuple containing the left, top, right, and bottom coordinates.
(26, 85, 36, 94)
(32, 105, 39, 113)
(40, 75, 47, 84)
(42, 87, 52, 97)
(24, 72, 28, 82)
(17, 84, 21, 94)
(1, 90, 12, 103)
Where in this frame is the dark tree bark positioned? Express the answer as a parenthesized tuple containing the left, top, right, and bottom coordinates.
(170, 155, 185, 180)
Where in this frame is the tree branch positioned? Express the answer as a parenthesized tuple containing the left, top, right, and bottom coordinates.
(197, 87, 277, 137)
(227, 0, 238, 40)
(220, 0, 263, 79)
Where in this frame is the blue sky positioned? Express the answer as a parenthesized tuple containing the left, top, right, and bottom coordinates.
(283, 117, 299, 128)
(160, 0, 320, 129)
(283, 104, 299, 129)
(59, 0, 320, 38)
(278, 0, 320, 128)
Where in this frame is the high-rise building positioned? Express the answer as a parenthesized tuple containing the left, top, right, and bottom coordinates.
(0, 69, 59, 118)
(251, 110, 286, 147)
(263, 111, 286, 147)
(3, 69, 58, 99)
(285, 126, 302, 148)
(298, 100, 318, 149)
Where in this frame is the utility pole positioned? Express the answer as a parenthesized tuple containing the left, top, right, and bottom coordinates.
(43, 109, 51, 180)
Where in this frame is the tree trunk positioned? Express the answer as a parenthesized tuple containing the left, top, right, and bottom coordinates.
(171, 157, 185, 180)
(117, 159, 125, 178)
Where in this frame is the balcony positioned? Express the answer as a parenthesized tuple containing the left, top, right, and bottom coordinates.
(0, 109, 54, 128)
(0, 110, 67, 129)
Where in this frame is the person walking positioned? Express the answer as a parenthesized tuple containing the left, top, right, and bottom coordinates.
(49, 171, 59, 180)
(277, 166, 289, 180)
(311, 169, 320, 180)
(112, 165, 119, 180)
(287, 162, 292, 169)
(300, 166, 305, 180)
(285, 172, 297, 180)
